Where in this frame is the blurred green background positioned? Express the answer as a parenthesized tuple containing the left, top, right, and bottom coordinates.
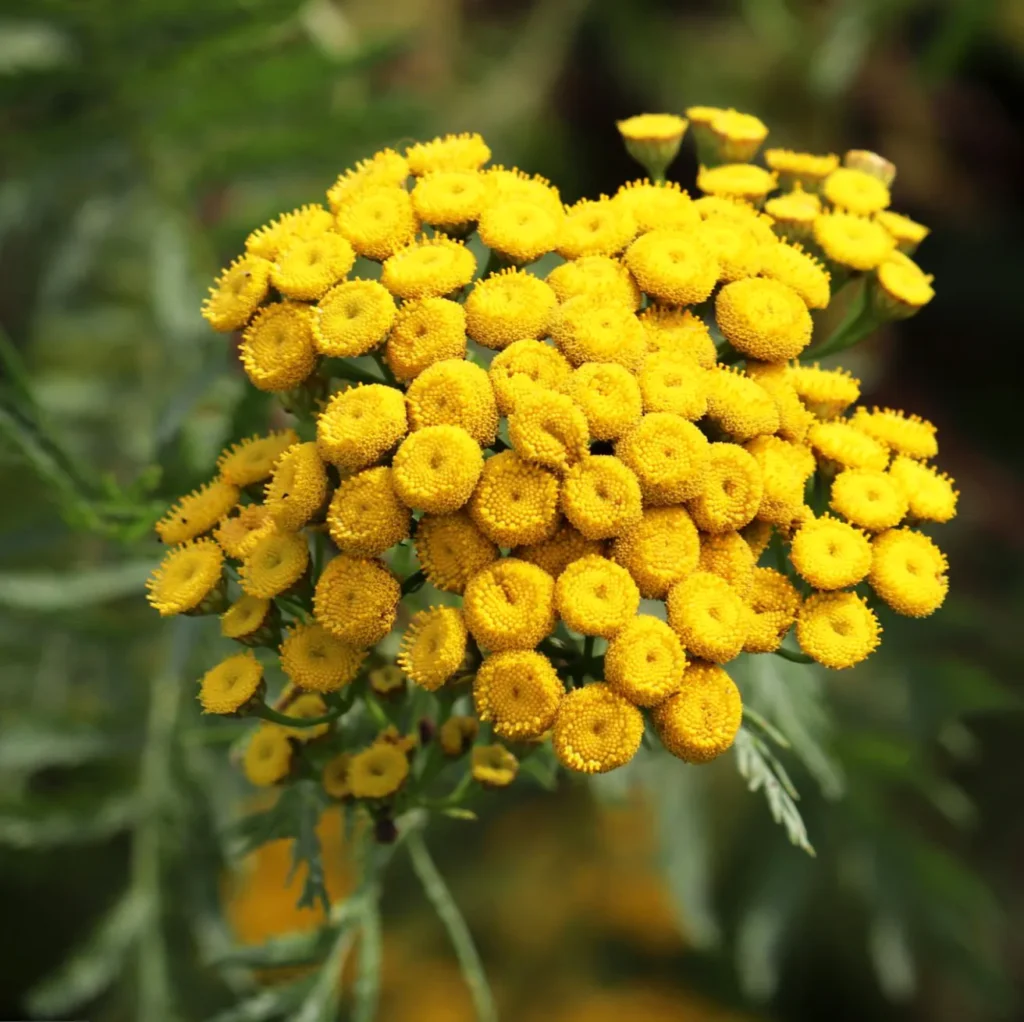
(1, 0, 1022, 1019)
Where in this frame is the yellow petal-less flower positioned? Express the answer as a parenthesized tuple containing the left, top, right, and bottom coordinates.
(699, 530, 756, 598)
(874, 253, 935, 317)
(369, 665, 404, 697)
(246, 204, 335, 261)
(199, 652, 264, 714)
(822, 167, 891, 216)
(698, 214, 765, 282)
(548, 295, 647, 371)
(414, 511, 499, 593)
(758, 241, 831, 310)
(406, 132, 491, 175)
(221, 593, 273, 643)
(243, 726, 293, 787)
(808, 420, 889, 472)
(515, 521, 604, 580)
(715, 278, 813, 362)
(471, 744, 519, 787)
(708, 109, 769, 162)
(850, 406, 938, 460)
(557, 197, 637, 259)
(473, 651, 563, 739)
(790, 515, 872, 591)
(477, 199, 562, 265)
(239, 530, 309, 598)
(489, 339, 573, 415)
(485, 166, 563, 217)
(637, 351, 709, 421)
(612, 506, 700, 599)
(239, 302, 318, 393)
(743, 567, 801, 653)
(560, 455, 643, 540)
(322, 753, 353, 799)
(439, 716, 478, 757)
(547, 256, 642, 310)
(764, 186, 822, 237)
(745, 362, 815, 444)
(146, 539, 224, 616)
(348, 743, 409, 798)
(214, 504, 276, 560)
(381, 236, 477, 300)
(411, 170, 487, 230)
(869, 528, 948, 618)
(508, 389, 590, 474)
(616, 180, 700, 232)
(637, 306, 718, 368)
(217, 431, 299, 488)
(314, 556, 400, 648)
(555, 555, 640, 639)
(280, 623, 365, 693)
(604, 616, 686, 707)
(327, 149, 410, 210)
(653, 661, 742, 763)
(697, 164, 777, 201)
(313, 279, 397, 357)
(571, 362, 644, 441)
(334, 186, 419, 261)
(462, 558, 555, 652)
(264, 442, 328, 531)
(468, 450, 560, 547)
(624, 230, 719, 306)
(744, 434, 809, 527)
(398, 606, 468, 691)
(316, 384, 408, 472)
(829, 468, 908, 532)
(156, 479, 240, 545)
(271, 233, 356, 301)
(551, 683, 644, 774)
(797, 591, 880, 669)
(876, 209, 930, 253)
(406, 358, 498, 445)
(742, 518, 774, 560)
(763, 149, 839, 188)
(327, 467, 410, 556)
(814, 212, 895, 271)
(617, 112, 689, 143)
(202, 254, 271, 332)
(667, 571, 748, 664)
(464, 268, 558, 351)
(615, 413, 710, 505)
(687, 442, 764, 534)
(391, 425, 484, 514)
(788, 362, 861, 420)
(704, 367, 780, 442)
(888, 456, 958, 523)
(386, 297, 467, 382)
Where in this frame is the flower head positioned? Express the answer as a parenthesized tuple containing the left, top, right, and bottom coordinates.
(381, 236, 476, 300)
(888, 456, 958, 523)
(699, 530, 756, 598)
(546, 255, 641, 310)
(764, 186, 822, 237)
(313, 279, 397, 357)
(414, 511, 499, 593)
(637, 351, 709, 421)
(743, 567, 801, 653)
(708, 109, 769, 162)
(667, 571, 748, 664)
(615, 413, 710, 505)
(869, 528, 948, 617)
(473, 650, 563, 739)
(822, 167, 890, 216)
(624, 230, 719, 305)
(638, 306, 717, 368)
(705, 368, 779, 441)
(398, 606, 468, 691)
(874, 253, 935, 317)
(687, 442, 764, 533)
(808, 420, 889, 472)
(271, 233, 356, 301)
(851, 406, 938, 461)
(697, 164, 777, 201)
(560, 455, 643, 540)
(240, 302, 318, 393)
(246, 204, 335, 261)
(314, 555, 400, 648)
(605, 616, 686, 707)
(571, 362, 644, 440)
(264, 442, 327, 530)
(386, 298, 467, 382)
(814, 212, 895, 271)
(716, 277, 813, 362)
(653, 661, 742, 762)
(217, 431, 299, 488)
(477, 199, 562, 265)
(617, 114, 688, 179)
(221, 593, 273, 643)
(700, 214, 767, 282)
(763, 149, 839, 188)
(612, 506, 700, 599)
(468, 450, 560, 547)
(391, 425, 484, 514)
(876, 210, 930, 253)
(369, 665, 405, 697)
(551, 683, 644, 774)
(407, 358, 498, 445)
(199, 652, 264, 714)
(465, 268, 558, 350)
(327, 149, 410, 209)
(616, 180, 700, 232)
(759, 241, 831, 310)
(471, 744, 519, 787)
(243, 726, 293, 787)
(488, 339, 573, 415)
(316, 384, 408, 472)
(744, 434, 809, 527)
(790, 515, 872, 590)
(406, 133, 491, 175)
(797, 591, 880, 669)
(411, 170, 487, 229)
(348, 743, 409, 798)
(335, 186, 419, 261)
(322, 754, 353, 799)
(156, 479, 239, 545)
(788, 362, 861, 420)
(327, 467, 409, 556)
(214, 504, 276, 560)
(280, 623, 365, 693)
(555, 555, 640, 638)
(508, 389, 590, 473)
(239, 530, 309, 598)
(549, 295, 647, 370)
(514, 521, 604, 579)
(462, 558, 555, 652)
(558, 197, 637, 259)
(439, 716, 479, 757)
(202, 254, 271, 332)
(829, 468, 908, 532)
(485, 166, 563, 216)
(745, 362, 815, 444)
(147, 540, 224, 616)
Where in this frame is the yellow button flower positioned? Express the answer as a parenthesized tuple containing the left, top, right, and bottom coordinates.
(473, 650, 563, 739)
(327, 148, 410, 210)
(221, 593, 273, 644)
(759, 241, 831, 310)
(485, 166, 563, 218)
(271, 233, 356, 301)
(617, 113, 689, 179)
(314, 555, 400, 648)
(571, 362, 644, 440)
(489, 339, 573, 415)
(615, 413, 710, 505)
(742, 519, 774, 560)
(616, 180, 700, 232)
(411, 170, 487, 229)
(406, 358, 498, 446)
(561, 455, 643, 540)
(814, 212, 895, 271)
(246, 204, 335, 261)
(876, 209, 930, 253)
(334, 186, 419, 261)
(368, 665, 405, 697)
(612, 506, 700, 599)
(808, 420, 889, 472)
(708, 109, 769, 162)
(875, 253, 935, 317)
(156, 478, 239, 546)
(316, 384, 408, 472)
(558, 197, 637, 259)
(763, 149, 839, 188)
(667, 571, 748, 664)
(698, 214, 765, 282)
(381, 236, 477, 300)
(471, 744, 519, 787)
(217, 430, 299, 488)
(468, 450, 560, 547)
(653, 661, 742, 763)
(705, 368, 780, 441)
(687, 442, 764, 534)
(829, 468, 908, 532)
(764, 185, 822, 237)
(508, 389, 590, 474)
(264, 441, 327, 531)
(790, 515, 872, 591)
(546, 255, 641, 310)
(637, 351, 709, 421)
(744, 434, 809, 527)
(797, 591, 880, 669)
(548, 295, 647, 370)
(392, 424, 484, 514)
(551, 683, 644, 774)
(637, 306, 718, 368)
(693, 195, 777, 244)
(464, 267, 558, 350)
(605, 616, 686, 707)
(327, 467, 409, 556)
(555, 554, 640, 638)
(869, 528, 948, 617)
(214, 504, 276, 560)
(850, 406, 938, 461)
(462, 558, 555, 652)
(743, 567, 801, 653)
(243, 726, 292, 787)
(697, 163, 777, 201)
(398, 606, 468, 691)
(699, 530, 756, 598)
(477, 199, 562, 265)
(439, 716, 478, 757)
(514, 521, 604, 580)
(348, 743, 409, 799)
(716, 277, 813, 362)
(822, 167, 891, 216)
(745, 362, 815, 444)
(202, 254, 271, 332)
(888, 456, 958, 523)
(624, 229, 719, 305)
(146, 539, 224, 616)
(414, 511, 499, 594)
(280, 623, 365, 693)
(313, 279, 397, 358)
(385, 297, 467, 382)
(405, 132, 491, 175)
(240, 302, 318, 393)
(322, 753, 353, 799)
(239, 530, 309, 598)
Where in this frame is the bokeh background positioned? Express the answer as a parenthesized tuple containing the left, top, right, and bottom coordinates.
(1, 0, 1022, 1020)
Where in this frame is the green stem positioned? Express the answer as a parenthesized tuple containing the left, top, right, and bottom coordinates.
(773, 647, 815, 665)
(249, 703, 345, 728)
(401, 569, 426, 596)
(371, 351, 399, 388)
(422, 771, 474, 810)
(333, 362, 389, 387)
(408, 831, 498, 1022)
(351, 880, 383, 1022)
(581, 636, 596, 681)
(479, 248, 505, 281)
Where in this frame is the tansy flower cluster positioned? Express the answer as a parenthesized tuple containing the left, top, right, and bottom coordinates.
(147, 112, 952, 829)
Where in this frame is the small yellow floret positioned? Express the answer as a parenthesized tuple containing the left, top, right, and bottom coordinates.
(386, 298, 467, 382)
(814, 212, 895, 271)
(744, 567, 801, 653)
(381, 236, 476, 300)
(239, 302, 318, 393)
(823, 167, 891, 216)
(653, 661, 742, 763)
(280, 623, 365, 693)
(473, 651, 563, 739)
(850, 407, 938, 460)
(407, 358, 498, 445)
(605, 616, 686, 707)
(199, 652, 263, 714)
(808, 420, 889, 472)
(314, 555, 400, 648)
(546, 256, 641, 310)
(471, 744, 519, 787)
(705, 368, 780, 441)
(553, 683, 644, 774)
(477, 199, 562, 265)
(697, 164, 777, 200)
(557, 197, 637, 259)
(464, 268, 558, 351)
(764, 149, 839, 185)
(322, 754, 353, 799)
(759, 242, 831, 310)
(615, 413, 710, 505)
(716, 278, 813, 362)
(764, 186, 822, 233)
(462, 558, 555, 652)
(790, 514, 872, 590)
(667, 571, 748, 664)
(797, 591, 880, 669)
(398, 606, 468, 691)
(313, 279, 397, 357)
(548, 295, 647, 370)
(406, 133, 491, 175)
(411, 170, 487, 229)
(391, 425, 484, 514)
(875, 254, 935, 315)
(264, 441, 327, 530)
(414, 511, 499, 593)
(617, 113, 689, 144)
(687, 442, 764, 534)
(560, 455, 643, 540)
(888, 457, 958, 523)
(698, 214, 765, 282)
(876, 210, 930, 252)
(220, 593, 272, 642)
(616, 180, 700, 232)
(869, 528, 948, 617)
(327, 467, 410, 556)
(246, 204, 335, 261)
(217, 431, 299, 488)
(243, 726, 292, 787)
(334, 186, 419, 261)
(637, 307, 717, 368)
(239, 530, 309, 598)
(830, 468, 908, 532)
(571, 362, 644, 440)
(555, 555, 640, 638)
(637, 351, 709, 421)
(202, 255, 271, 332)
(508, 389, 590, 473)
(316, 384, 408, 472)
(788, 363, 861, 420)
(468, 450, 560, 547)
(146, 539, 224, 616)
(745, 362, 815, 444)
(271, 233, 356, 301)
(348, 743, 409, 799)
(214, 504, 276, 560)
(439, 716, 478, 757)
(699, 531, 756, 598)
(489, 339, 573, 415)
(708, 109, 769, 162)
(514, 522, 604, 580)
(624, 230, 719, 306)
(156, 479, 239, 545)
(744, 434, 809, 527)
(612, 506, 700, 599)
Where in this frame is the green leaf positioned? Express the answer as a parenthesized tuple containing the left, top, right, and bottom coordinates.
(0, 560, 156, 610)
(26, 888, 148, 1017)
(351, 882, 382, 1022)
(0, 793, 135, 848)
(207, 929, 335, 971)
(206, 981, 315, 1022)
